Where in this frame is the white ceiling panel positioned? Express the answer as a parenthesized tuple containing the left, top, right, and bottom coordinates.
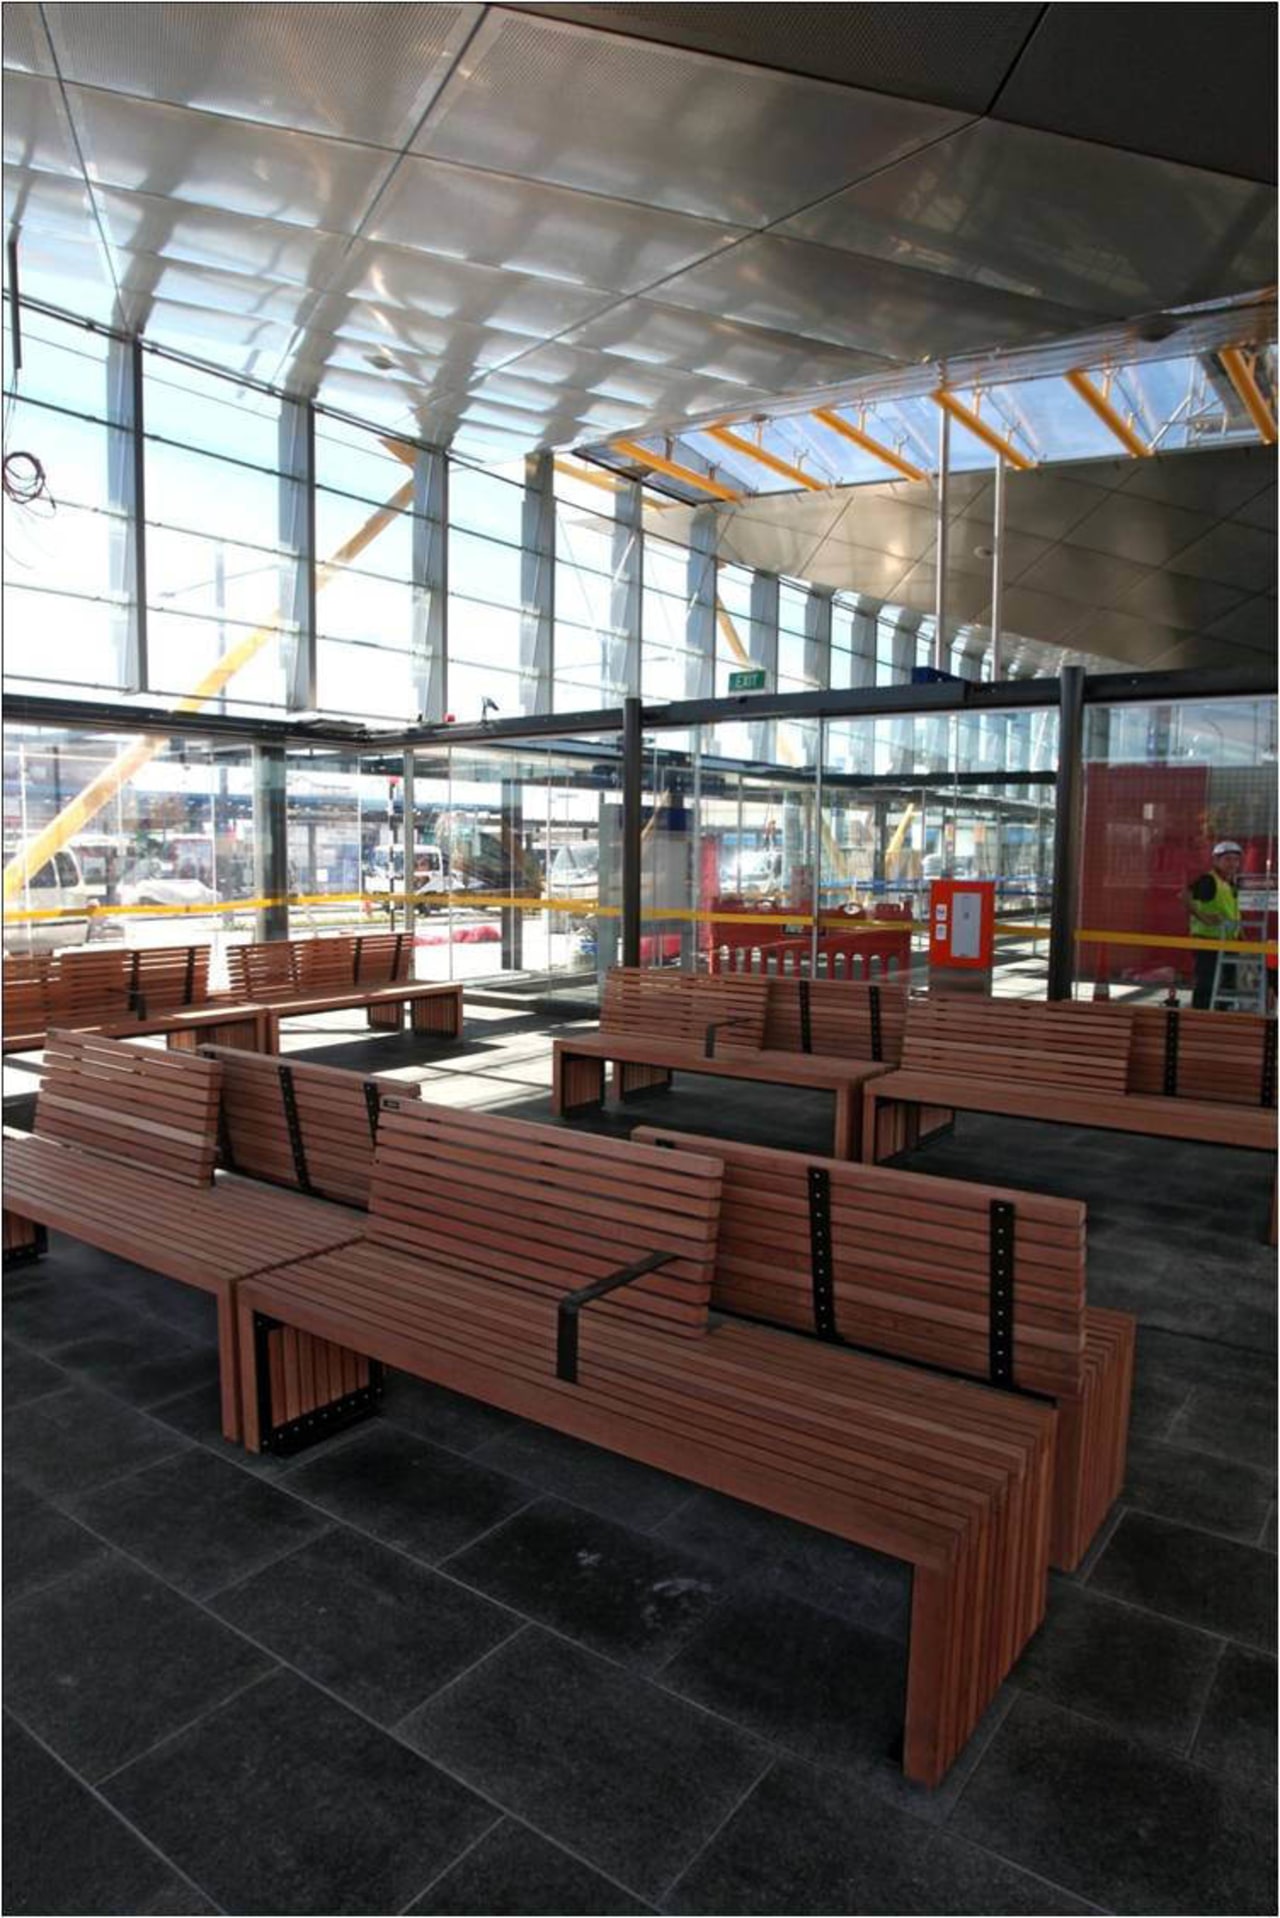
(0, 227, 117, 320)
(778, 119, 1277, 317)
(3, 71, 84, 178)
(125, 292, 297, 358)
(64, 85, 393, 231)
(2, 3, 56, 76)
(369, 153, 744, 296)
(95, 185, 351, 290)
(414, 10, 965, 227)
(336, 239, 617, 340)
(292, 298, 533, 374)
(112, 255, 317, 329)
(45, 2, 483, 149)
(656, 233, 1102, 363)
(564, 298, 893, 392)
(4, 164, 98, 244)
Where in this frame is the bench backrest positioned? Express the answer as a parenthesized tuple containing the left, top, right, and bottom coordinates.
(1127, 1007, 1277, 1108)
(763, 976, 909, 1063)
(368, 1098, 723, 1338)
(225, 934, 413, 1001)
(48, 948, 134, 1024)
(36, 1029, 222, 1184)
(633, 1124, 1088, 1396)
(902, 994, 1133, 1094)
(601, 967, 767, 1054)
(201, 1046, 419, 1207)
(3, 953, 51, 1036)
(127, 943, 212, 1014)
(224, 940, 298, 998)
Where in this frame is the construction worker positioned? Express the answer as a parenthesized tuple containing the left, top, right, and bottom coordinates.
(1182, 840, 1243, 1009)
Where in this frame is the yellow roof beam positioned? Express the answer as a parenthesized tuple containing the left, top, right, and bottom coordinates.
(703, 422, 826, 491)
(611, 437, 741, 502)
(1219, 345, 1278, 444)
(931, 389, 1034, 470)
(811, 407, 927, 482)
(1064, 368, 1150, 457)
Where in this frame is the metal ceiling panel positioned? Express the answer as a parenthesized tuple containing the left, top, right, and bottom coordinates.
(655, 233, 1100, 363)
(564, 298, 894, 391)
(44, 2, 482, 149)
(369, 154, 745, 296)
(779, 119, 1276, 317)
(3, 71, 83, 178)
(0, 227, 116, 320)
(1119, 447, 1277, 519)
(942, 515, 1050, 580)
(111, 254, 317, 328)
(63, 85, 393, 231)
(1166, 520, 1277, 594)
(1000, 471, 1118, 541)
(997, 585, 1095, 646)
(1204, 595, 1277, 651)
(497, 342, 776, 421)
(1119, 568, 1248, 632)
(336, 239, 618, 340)
(1233, 484, 1277, 534)
(1060, 607, 1190, 668)
(510, 4, 1044, 114)
(835, 491, 939, 562)
(990, 3, 1277, 186)
(1069, 493, 1217, 569)
(94, 185, 351, 289)
(414, 10, 966, 226)
(888, 563, 993, 624)
(4, 165, 98, 244)
(1016, 542, 1152, 607)
(2, 3, 56, 75)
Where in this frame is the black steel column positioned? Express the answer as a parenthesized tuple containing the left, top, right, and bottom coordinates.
(622, 695, 642, 968)
(252, 742, 289, 943)
(1047, 664, 1085, 1001)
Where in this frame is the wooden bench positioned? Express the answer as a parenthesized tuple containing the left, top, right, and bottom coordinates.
(634, 1125, 1133, 1572)
(201, 1045, 420, 1210)
(2, 1032, 366, 1439)
(552, 969, 894, 1160)
(3, 941, 269, 1054)
(862, 997, 1276, 1232)
(224, 934, 464, 1047)
(230, 1099, 1056, 1788)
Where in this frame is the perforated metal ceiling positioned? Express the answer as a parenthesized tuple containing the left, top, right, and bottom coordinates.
(2, 0, 1275, 670)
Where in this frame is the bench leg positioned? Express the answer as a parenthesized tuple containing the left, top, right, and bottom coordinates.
(217, 1289, 242, 1444)
(615, 1061, 673, 1101)
(410, 990, 463, 1038)
(832, 1086, 855, 1159)
(553, 1049, 605, 1116)
(3, 1211, 47, 1271)
(237, 1300, 381, 1456)
(367, 1001, 404, 1032)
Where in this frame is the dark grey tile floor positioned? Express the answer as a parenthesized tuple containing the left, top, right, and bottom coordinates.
(3, 1006, 1276, 1914)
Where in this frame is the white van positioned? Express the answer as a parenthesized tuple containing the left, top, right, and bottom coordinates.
(3, 847, 92, 953)
(364, 846, 447, 911)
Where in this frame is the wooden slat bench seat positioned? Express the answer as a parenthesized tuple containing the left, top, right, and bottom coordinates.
(633, 1126, 1133, 1572)
(3, 941, 219, 1052)
(2, 1033, 365, 1439)
(223, 934, 463, 1047)
(231, 1099, 1056, 1788)
(862, 997, 1276, 1234)
(201, 1046, 420, 1209)
(552, 967, 893, 1158)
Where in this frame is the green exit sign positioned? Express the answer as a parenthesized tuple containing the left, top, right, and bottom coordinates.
(728, 668, 767, 693)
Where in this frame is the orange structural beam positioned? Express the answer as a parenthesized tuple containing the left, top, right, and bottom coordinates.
(703, 423, 825, 491)
(610, 437, 741, 502)
(812, 407, 927, 482)
(1219, 345, 1278, 444)
(931, 390, 1034, 470)
(1064, 368, 1150, 457)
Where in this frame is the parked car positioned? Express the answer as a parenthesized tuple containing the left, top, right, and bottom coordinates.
(117, 857, 217, 910)
(3, 846, 92, 952)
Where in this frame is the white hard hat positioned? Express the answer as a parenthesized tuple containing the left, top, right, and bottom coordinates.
(1212, 840, 1243, 856)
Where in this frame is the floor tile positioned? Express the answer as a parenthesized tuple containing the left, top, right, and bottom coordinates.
(658, 1585, 908, 1785)
(67, 1448, 328, 1599)
(1121, 1433, 1275, 1541)
(2, 1714, 216, 1916)
(1191, 1645, 1277, 1789)
(213, 1525, 519, 1723)
(1088, 1510, 1277, 1652)
(380, 1371, 522, 1453)
(406, 1817, 650, 1914)
(401, 1625, 768, 1904)
(1012, 1582, 1221, 1750)
(1262, 1504, 1277, 1552)
(47, 1332, 218, 1411)
(104, 1668, 498, 1916)
(3, 1557, 272, 1781)
(652, 1487, 911, 1638)
(444, 1497, 723, 1670)
(3, 1475, 114, 1604)
(1168, 1378, 1278, 1473)
(951, 1693, 1276, 1914)
(470, 1422, 694, 1531)
(283, 1423, 532, 1562)
(2, 1275, 152, 1352)
(3, 1385, 189, 1497)
(2, 1339, 69, 1407)
(665, 1756, 1094, 1915)
(147, 1379, 314, 1476)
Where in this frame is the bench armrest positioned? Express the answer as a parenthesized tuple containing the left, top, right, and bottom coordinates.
(703, 1018, 753, 1059)
(556, 1250, 676, 1383)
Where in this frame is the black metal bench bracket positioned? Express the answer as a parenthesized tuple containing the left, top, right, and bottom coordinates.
(703, 1018, 750, 1060)
(556, 1250, 675, 1384)
(1163, 1008, 1180, 1097)
(3, 1220, 48, 1270)
(363, 1080, 382, 1145)
(988, 1199, 1016, 1391)
(807, 1165, 838, 1340)
(277, 1064, 313, 1193)
(253, 1311, 383, 1456)
(1262, 1019, 1276, 1110)
(798, 978, 813, 1055)
(869, 983, 883, 1062)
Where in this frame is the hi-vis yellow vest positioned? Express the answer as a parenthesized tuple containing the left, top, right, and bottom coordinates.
(1189, 871, 1240, 941)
